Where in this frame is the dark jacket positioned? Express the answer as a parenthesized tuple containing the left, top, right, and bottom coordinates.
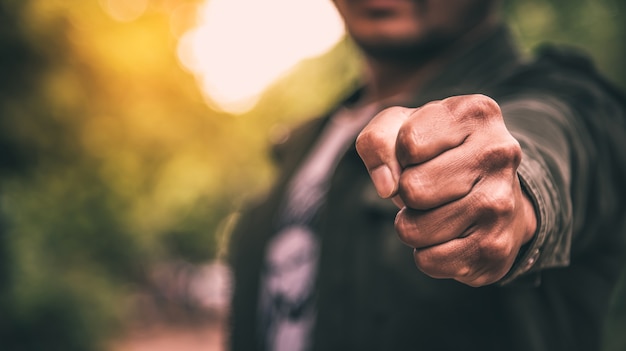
(228, 27, 626, 351)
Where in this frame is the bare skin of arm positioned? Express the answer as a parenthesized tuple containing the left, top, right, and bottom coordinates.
(356, 94, 537, 287)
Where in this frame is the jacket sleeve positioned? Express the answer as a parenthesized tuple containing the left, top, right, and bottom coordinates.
(496, 73, 626, 285)
(498, 96, 577, 284)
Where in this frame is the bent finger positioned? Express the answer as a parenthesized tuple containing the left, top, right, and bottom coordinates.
(356, 106, 412, 198)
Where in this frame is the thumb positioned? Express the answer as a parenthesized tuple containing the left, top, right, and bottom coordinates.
(355, 106, 412, 198)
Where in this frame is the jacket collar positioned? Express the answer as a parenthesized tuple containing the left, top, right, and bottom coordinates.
(274, 26, 524, 165)
(414, 25, 524, 104)
(344, 25, 524, 110)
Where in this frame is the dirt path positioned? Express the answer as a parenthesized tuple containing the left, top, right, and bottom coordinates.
(109, 320, 226, 351)
(109, 260, 232, 351)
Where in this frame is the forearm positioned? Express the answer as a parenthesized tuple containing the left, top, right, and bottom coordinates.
(498, 95, 582, 284)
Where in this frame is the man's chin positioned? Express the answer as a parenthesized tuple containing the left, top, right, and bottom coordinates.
(353, 34, 452, 63)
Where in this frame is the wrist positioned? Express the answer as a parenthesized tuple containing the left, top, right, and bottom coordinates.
(520, 180, 538, 245)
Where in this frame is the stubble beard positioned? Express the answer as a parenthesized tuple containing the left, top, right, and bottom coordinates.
(352, 31, 457, 66)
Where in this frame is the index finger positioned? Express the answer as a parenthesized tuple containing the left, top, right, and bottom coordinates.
(355, 106, 413, 198)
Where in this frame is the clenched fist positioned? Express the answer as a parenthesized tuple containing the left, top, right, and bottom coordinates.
(356, 94, 537, 287)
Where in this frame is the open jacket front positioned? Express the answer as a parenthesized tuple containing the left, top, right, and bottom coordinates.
(228, 26, 626, 351)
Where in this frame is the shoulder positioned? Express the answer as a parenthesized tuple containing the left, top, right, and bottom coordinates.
(270, 116, 328, 166)
(494, 43, 626, 142)
(270, 87, 365, 164)
(502, 44, 625, 109)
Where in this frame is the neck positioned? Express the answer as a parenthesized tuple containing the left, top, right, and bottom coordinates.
(361, 53, 443, 106)
(359, 20, 501, 106)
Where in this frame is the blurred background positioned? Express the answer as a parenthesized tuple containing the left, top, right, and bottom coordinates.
(0, 0, 624, 350)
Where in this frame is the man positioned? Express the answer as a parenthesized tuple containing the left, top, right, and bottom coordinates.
(228, 0, 626, 350)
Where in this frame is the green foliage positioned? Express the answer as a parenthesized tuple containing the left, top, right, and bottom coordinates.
(504, 0, 626, 89)
(0, 0, 227, 349)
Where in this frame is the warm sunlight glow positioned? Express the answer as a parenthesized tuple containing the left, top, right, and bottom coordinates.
(177, 0, 345, 114)
(99, 0, 148, 22)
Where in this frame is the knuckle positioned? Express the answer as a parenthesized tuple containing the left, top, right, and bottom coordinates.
(396, 124, 428, 165)
(398, 169, 435, 209)
(445, 94, 501, 122)
(479, 235, 515, 263)
(397, 122, 428, 150)
(455, 264, 473, 279)
(394, 209, 424, 247)
(477, 185, 516, 219)
(415, 251, 471, 280)
(480, 139, 522, 170)
(394, 209, 415, 245)
(465, 276, 493, 287)
(459, 239, 512, 287)
(355, 129, 380, 155)
(467, 94, 501, 120)
(413, 251, 440, 277)
(381, 105, 409, 116)
(501, 139, 522, 165)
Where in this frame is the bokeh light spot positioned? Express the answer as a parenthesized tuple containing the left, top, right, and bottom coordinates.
(100, 0, 149, 22)
(177, 0, 345, 114)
